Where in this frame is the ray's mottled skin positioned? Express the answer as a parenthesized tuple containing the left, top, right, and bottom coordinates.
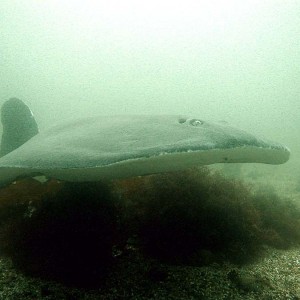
(0, 98, 290, 186)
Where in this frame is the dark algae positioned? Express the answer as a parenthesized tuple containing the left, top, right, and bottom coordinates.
(0, 167, 300, 294)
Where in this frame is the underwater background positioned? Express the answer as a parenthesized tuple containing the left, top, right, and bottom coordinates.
(1, 1, 299, 185)
(0, 1, 299, 151)
(1, 1, 299, 193)
(0, 1, 300, 299)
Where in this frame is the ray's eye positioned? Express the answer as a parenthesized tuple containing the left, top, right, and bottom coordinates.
(178, 118, 187, 124)
(190, 119, 203, 126)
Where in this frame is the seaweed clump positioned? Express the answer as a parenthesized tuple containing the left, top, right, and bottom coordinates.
(0, 181, 117, 287)
(252, 184, 300, 248)
(0, 167, 300, 287)
(116, 167, 300, 265)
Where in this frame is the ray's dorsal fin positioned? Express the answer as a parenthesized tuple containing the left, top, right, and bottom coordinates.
(0, 98, 39, 157)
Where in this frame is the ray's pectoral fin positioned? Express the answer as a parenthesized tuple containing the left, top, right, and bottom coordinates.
(0, 98, 39, 157)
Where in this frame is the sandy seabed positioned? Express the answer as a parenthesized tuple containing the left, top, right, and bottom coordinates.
(0, 246, 300, 300)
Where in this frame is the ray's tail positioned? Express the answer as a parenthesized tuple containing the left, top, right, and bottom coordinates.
(0, 98, 39, 157)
